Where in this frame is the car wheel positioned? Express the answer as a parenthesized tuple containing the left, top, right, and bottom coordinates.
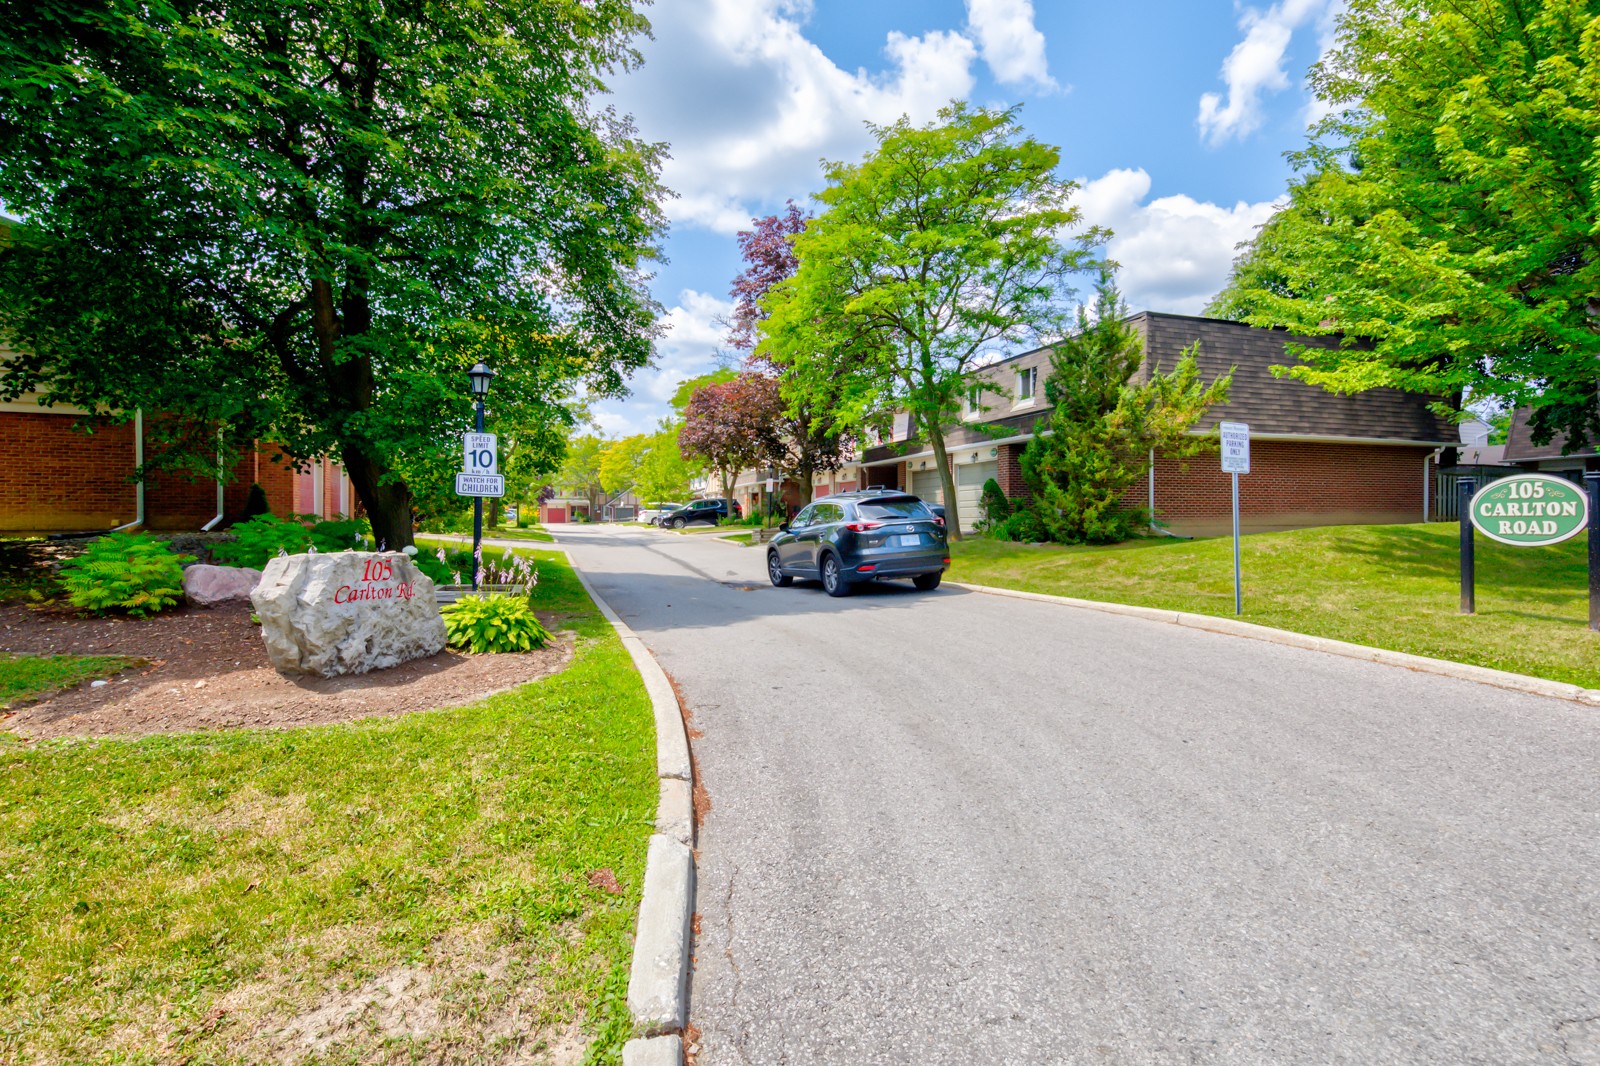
(767, 551, 793, 587)
(821, 553, 852, 598)
(669, 517, 684, 529)
(912, 572, 942, 591)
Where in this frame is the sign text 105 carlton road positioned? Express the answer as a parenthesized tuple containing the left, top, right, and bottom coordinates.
(1469, 474, 1588, 546)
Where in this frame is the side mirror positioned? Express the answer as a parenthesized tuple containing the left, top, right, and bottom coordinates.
(779, 522, 790, 533)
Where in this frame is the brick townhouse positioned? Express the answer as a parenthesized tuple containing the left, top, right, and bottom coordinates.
(709, 313, 1455, 537)
(0, 347, 354, 533)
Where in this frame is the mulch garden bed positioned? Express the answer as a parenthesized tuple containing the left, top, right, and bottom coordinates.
(0, 600, 572, 740)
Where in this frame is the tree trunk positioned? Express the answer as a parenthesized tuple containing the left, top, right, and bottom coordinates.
(341, 443, 415, 550)
(488, 497, 500, 528)
(927, 419, 962, 540)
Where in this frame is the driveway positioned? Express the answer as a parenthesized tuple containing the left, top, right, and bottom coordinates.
(553, 524, 1600, 1065)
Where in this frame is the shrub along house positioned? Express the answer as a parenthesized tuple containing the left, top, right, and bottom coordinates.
(853, 312, 1456, 536)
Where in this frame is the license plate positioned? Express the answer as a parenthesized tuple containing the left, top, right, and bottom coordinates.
(893, 534, 921, 547)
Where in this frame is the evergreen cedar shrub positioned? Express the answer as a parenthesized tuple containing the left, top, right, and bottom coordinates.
(441, 593, 551, 654)
(240, 483, 271, 520)
(1019, 272, 1229, 544)
(59, 532, 193, 617)
(976, 478, 1010, 530)
(990, 510, 1046, 543)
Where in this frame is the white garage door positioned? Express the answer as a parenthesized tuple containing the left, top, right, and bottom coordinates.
(910, 468, 943, 506)
(955, 461, 999, 532)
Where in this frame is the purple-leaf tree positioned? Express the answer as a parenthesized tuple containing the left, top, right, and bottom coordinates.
(679, 374, 785, 513)
(730, 203, 850, 505)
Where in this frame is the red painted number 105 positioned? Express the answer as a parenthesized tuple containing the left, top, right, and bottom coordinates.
(360, 559, 393, 582)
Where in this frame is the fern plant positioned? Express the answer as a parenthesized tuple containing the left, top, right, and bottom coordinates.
(440, 594, 551, 654)
(59, 533, 194, 617)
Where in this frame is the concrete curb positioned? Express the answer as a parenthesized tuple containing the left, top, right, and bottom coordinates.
(567, 562, 696, 1049)
(950, 581, 1600, 706)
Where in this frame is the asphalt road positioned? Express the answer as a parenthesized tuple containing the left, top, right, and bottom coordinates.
(552, 524, 1600, 1066)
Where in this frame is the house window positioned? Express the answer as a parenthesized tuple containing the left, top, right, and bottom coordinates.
(1017, 366, 1037, 402)
(964, 385, 983, 418)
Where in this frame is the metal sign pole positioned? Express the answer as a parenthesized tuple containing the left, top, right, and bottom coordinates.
(1232, 471, 1241, 616)
(472, 397, 485, 590)
(1587, 473, 1600, 632)
(1458, 477, 1475, 614)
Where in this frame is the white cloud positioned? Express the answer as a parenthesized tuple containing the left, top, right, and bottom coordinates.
(610, 0, 977, 235)
(964, 0, 1058, 91)
(589, 290, 736, 437)
(1076, 168, 1280, 315)
(1197, 0, 1332, 145)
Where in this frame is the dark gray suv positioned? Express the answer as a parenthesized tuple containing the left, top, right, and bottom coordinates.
(766, 491, 949, 597)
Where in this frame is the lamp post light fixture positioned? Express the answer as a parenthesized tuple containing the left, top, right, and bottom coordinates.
(467, 362, 495, 589)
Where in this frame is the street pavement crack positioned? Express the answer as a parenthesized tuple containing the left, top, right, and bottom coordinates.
(723, 862, 753, 1066)
(1556, 1014, 1600, 1064)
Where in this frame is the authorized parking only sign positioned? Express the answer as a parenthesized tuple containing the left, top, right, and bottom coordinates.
(1220, 421, 1250, 474)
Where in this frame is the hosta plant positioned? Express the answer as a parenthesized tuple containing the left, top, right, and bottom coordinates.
(59, 533, 194, 617)
(441, 593, 551, 654)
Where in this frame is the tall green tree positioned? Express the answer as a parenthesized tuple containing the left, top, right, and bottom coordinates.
(1210, 0, 1600, 448)
(0, 0, 664, 547)
(1020, 274, 1231, 544)
(759, 102, 1101, 535)
(555, 434, 607, 515)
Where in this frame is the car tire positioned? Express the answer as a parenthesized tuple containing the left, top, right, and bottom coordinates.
(912, 572, 942, 591)
(821, 553, 852, 598)
(669, 517, 684, 529)
(767, 552, 793, 587)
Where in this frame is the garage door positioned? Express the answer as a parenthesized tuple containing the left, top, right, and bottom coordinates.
(956, 461, 999, 532)
(910, 468, 943, 506)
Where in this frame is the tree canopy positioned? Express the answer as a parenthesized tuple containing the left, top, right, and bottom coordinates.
(1209, 0, 1600, 449)
(0, 0, 665, 546)
(679, 374, 782, 508)
(758, 102, 1101, 534)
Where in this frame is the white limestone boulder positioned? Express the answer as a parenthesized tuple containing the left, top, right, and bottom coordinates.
(183, 564, 263, 607)
(250, 552, 447, 677)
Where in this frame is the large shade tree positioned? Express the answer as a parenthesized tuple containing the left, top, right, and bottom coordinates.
(0, 0, 664, 547)
(758, 102, 1101, 535)
(1209, 0, 1600, 449)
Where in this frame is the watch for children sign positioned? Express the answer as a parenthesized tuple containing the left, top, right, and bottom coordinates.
(1469, 474, 1589, 546)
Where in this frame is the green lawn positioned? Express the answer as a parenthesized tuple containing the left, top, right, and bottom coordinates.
(0, 549, 656, 1065)
(484, 525, 556, 543)
(0, 654, 140, 711)
(947, 522, 1600, 689)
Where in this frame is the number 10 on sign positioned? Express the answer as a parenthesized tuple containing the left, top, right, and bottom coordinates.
(464, 432, 497, 476)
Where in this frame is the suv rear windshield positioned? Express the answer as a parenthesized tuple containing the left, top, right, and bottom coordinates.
(855, 498, 934, 520)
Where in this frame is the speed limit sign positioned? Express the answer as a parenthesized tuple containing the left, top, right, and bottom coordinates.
(463, 433, 498, 476)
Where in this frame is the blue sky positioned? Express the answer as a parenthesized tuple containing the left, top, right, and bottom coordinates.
(595, 0, 1347, 436)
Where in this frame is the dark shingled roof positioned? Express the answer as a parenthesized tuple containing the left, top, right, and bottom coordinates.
(1133, 313, 1454, 442)
(859, 312, 1454, 465)
(1502, 406, 1598, 461)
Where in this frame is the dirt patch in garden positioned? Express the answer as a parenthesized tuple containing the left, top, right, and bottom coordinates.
(0, 601, 573, 740)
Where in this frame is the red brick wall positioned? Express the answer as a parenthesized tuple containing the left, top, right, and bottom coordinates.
(992, 437, 1431, 536)
(0, 412, 313, 532)
(999, 443, 1030, 501)
(1142, 440, 1431, 535)
(0, 413, 137, 531)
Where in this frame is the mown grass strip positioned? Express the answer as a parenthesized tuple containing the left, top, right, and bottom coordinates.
(0, 549, 655, 1065)
(948, 522, 1600, 688)
(0, 654, 139, 711)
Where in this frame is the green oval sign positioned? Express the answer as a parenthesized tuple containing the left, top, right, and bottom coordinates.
(1469, 474, 1590, 546)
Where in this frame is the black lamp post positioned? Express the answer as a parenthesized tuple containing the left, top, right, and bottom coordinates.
(467, 362, 495, 589)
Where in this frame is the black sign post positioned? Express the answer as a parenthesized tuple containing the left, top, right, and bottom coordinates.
(1459, 477, 1476, 615)
(1587, 473, 1600, 632)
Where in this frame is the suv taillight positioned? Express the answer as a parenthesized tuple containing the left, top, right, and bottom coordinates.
(843, 521, 882, 533)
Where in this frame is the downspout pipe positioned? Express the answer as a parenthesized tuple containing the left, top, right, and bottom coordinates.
(1424, 448, 1443, 523)
(112, 408, 146, 531)
(201, 429, 225, 531)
